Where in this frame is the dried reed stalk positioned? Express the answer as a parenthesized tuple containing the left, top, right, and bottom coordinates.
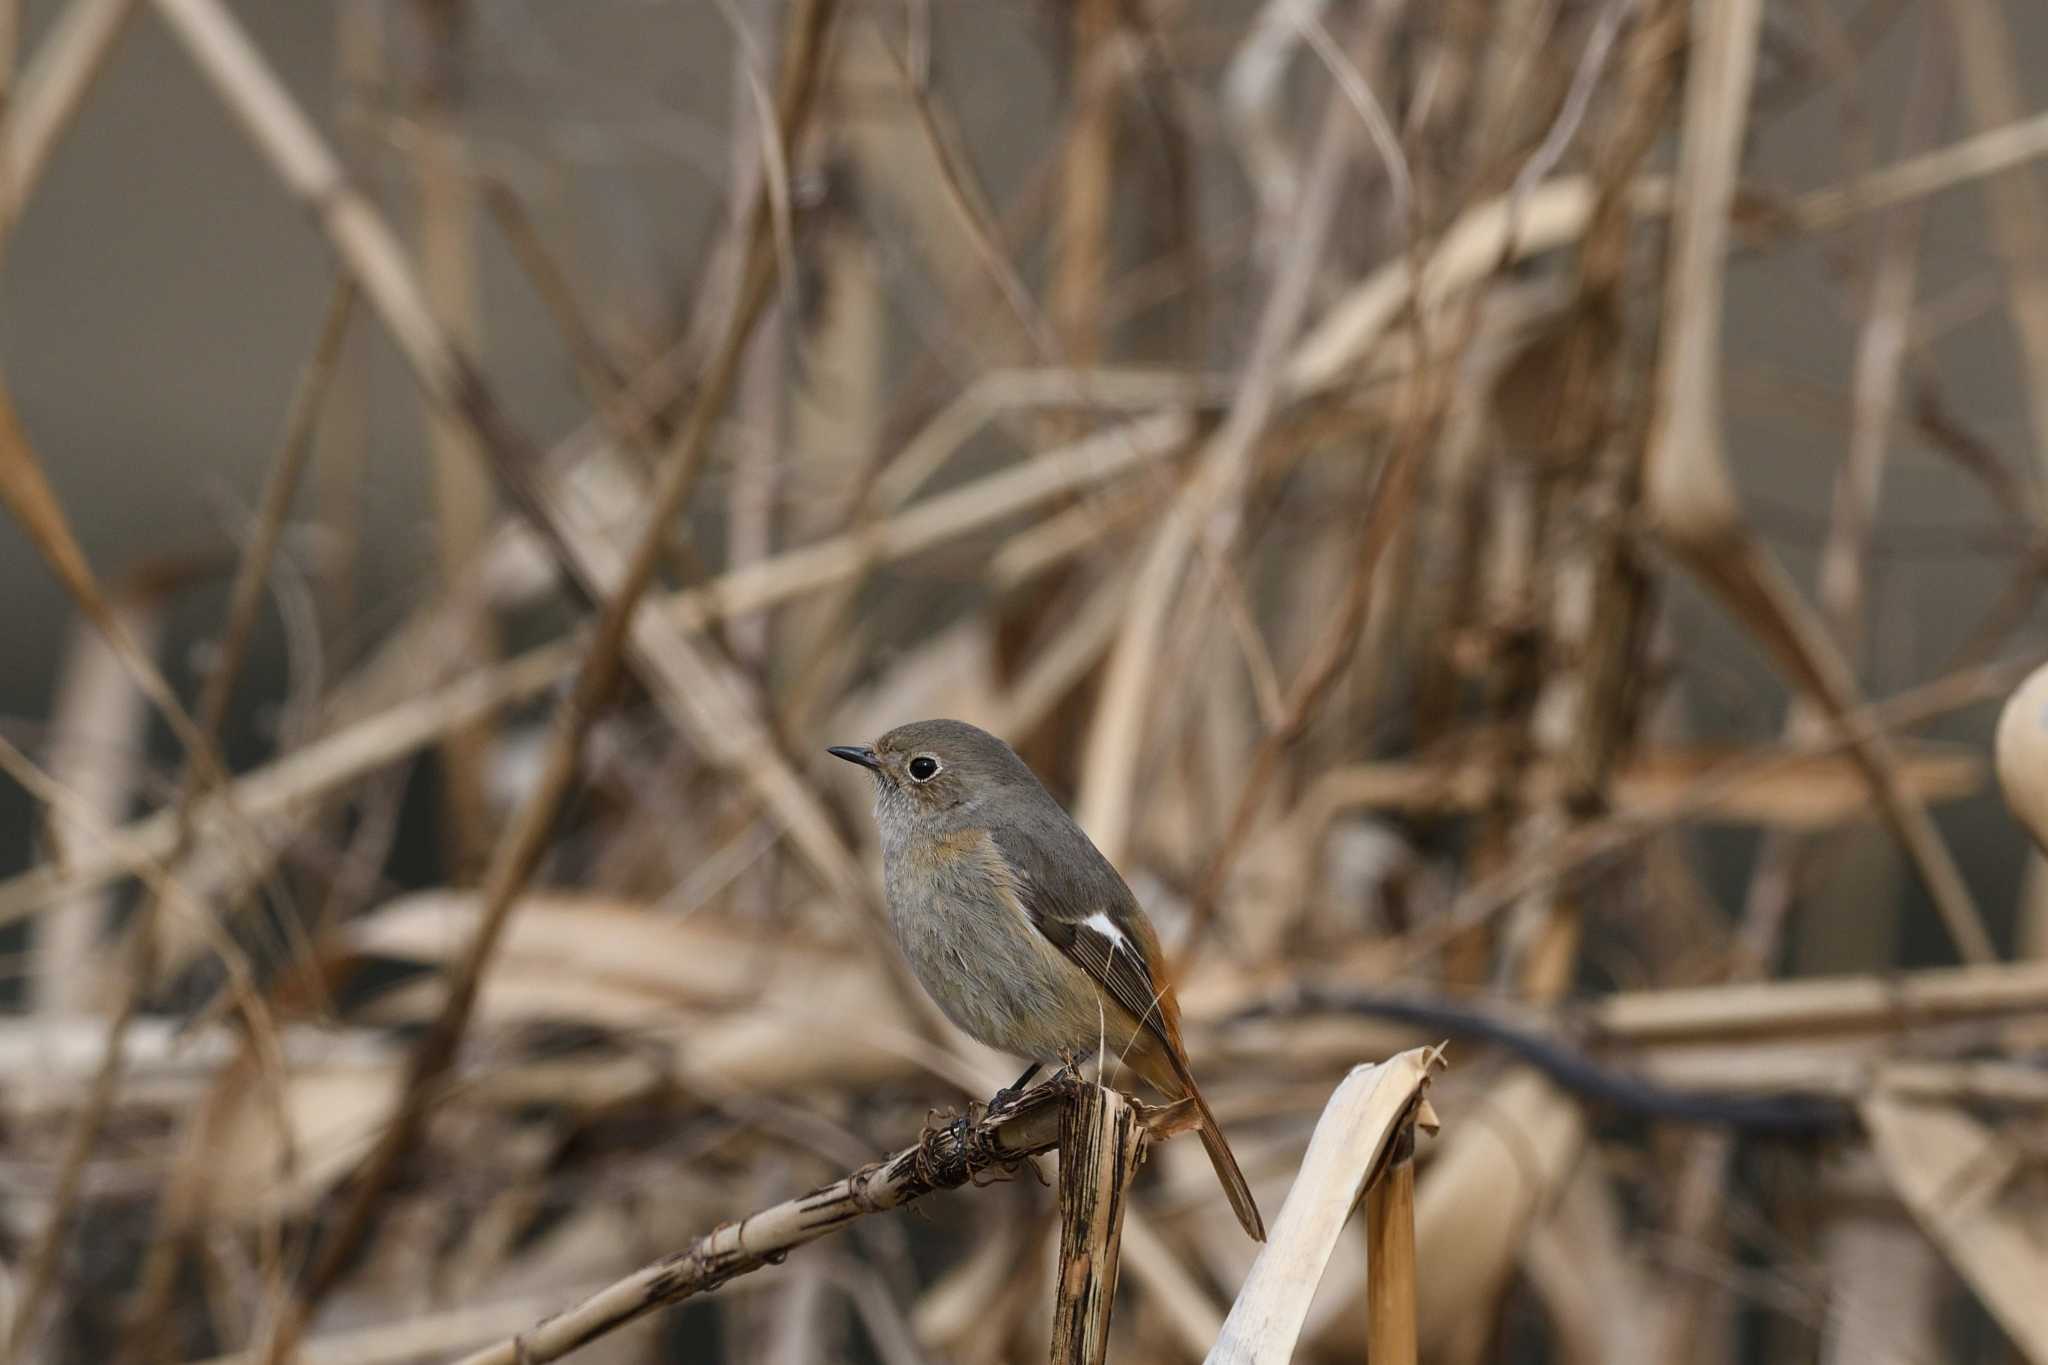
(0, 0, 137, 235)
(408, 0, 495, 880)
(315, 0, 379, 651)
(250, 6, 845, 1357)
(14, 5, 2048, 1361)
(1592, 956, 2048, 1042)
(716, 0, 791, 699)
(1050, 1083, 1146, 1365)
(1298, 744, 1979, 827)
(1815, 1154, 1944, 1365)
(1288, 955, 2048, 1053)
(1406, 655, 2032, 962)
(0, 0, 14, 123)
(110, 285, 359, 1357)
(0, 406, 1193, 932)
(1741, 5, 1948, 981)
(1657, 28, 1955, 1349)
(1788, 106, 2048, 234)
(453, 1076, 1189, 1365)
(155, 0, 890, 927)
(186, 1284, 613, 1365)
(0, 382, 229, 787)
(1945, 0, 2048, 470)
(0, 280, 355, 1362)
(1362, 1124, 1419, 1365)
(994, 0, 1117, 787)
(110, 285, 361, 1357)
(1944, 0, 2048, 978)
(1643, 0, 1993, 964)
(34, 586, 166, 1015)
(1863, 1094, 2048, 1361)
(1078, 0, 1390, 858)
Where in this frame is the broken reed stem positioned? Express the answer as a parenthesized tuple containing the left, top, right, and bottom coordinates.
(453, 1078, 1188, 1365)
(1363, 1124, 1419, 1365)
(1051, 1084, 1146, 1365)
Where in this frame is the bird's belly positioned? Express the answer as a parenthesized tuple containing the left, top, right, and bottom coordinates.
(889, 879, 1137, 1064)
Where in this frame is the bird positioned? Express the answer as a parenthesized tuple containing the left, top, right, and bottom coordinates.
(829, 718, 1265, 1240)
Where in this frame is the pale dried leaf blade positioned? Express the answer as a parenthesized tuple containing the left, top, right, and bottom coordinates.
(1861, 1094, 2048, 1362)
(1299, 1066, 1586, 1359)
(1205, 1047, 1435, 1365)
(204, 1056, 405, 1221)
(350, 891, 873, 1008)
(347, 891, 943, 1091)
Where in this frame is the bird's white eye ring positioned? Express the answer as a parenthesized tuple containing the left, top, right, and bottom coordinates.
(907, 754, 941, 782)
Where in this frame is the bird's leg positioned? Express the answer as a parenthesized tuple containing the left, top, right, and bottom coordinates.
(987, 1061, 1045, 1114)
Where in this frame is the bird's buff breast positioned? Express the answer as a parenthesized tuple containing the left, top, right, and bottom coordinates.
(882, 828, 1137, 1064)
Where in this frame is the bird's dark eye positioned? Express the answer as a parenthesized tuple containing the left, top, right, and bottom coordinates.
(907, 755, 940, 782)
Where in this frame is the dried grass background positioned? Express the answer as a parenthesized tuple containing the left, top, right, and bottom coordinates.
(2, 0, 2048, 1361)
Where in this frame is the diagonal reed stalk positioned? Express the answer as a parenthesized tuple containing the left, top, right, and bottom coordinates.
(451, 1074, 1207, 1365)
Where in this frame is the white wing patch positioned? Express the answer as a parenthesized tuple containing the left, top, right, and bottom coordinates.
(1077, 911, 1170, 1048)
(1083, 912, 1126, 947)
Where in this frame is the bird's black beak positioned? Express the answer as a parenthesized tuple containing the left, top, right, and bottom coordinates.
(827, 744, 883, 772)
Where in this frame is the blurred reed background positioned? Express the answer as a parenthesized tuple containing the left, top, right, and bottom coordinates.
(2, 0, 2048, 1360)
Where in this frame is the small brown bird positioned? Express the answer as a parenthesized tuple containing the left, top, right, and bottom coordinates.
(830, 718, 1265, 1240)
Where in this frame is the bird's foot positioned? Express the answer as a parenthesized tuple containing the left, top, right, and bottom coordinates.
(986, 1061, 1046, 1116)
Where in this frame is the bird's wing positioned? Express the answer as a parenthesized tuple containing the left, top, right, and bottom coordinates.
(988, 821, 1182, 1050)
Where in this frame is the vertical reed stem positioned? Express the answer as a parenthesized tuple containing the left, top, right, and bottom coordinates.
(1051, 1082, 1146, 1365)
(410, 0, 494, 880)
(1364, 1124, 1418, 1365)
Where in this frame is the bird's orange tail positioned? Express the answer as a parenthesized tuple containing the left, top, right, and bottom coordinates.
(1185, 1076, 1266, 1241)
(1140, 1039, 1265, 1241)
